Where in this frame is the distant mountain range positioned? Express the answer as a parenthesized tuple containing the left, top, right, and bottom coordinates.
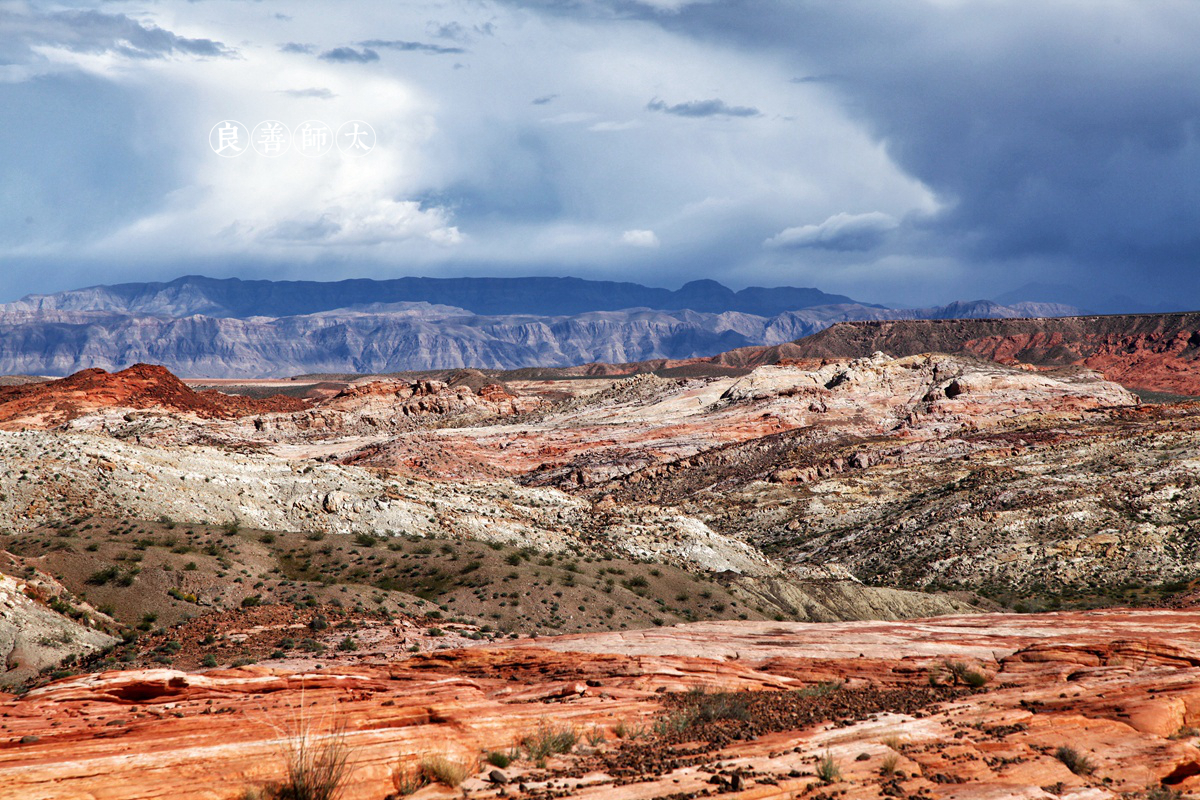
(0, 275, 1081, 377)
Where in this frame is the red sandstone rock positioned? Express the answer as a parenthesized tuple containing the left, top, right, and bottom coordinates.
(7, 611, 1200, 799)
(0, 364, 306, 429)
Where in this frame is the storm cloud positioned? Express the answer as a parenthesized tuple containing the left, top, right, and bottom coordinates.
(0, 0, 1196, 311)
(645, 97, 760, 118)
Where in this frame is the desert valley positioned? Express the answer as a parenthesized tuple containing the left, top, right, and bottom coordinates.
(4, 294, 1200, 798)
(3, 0, 1196, 796)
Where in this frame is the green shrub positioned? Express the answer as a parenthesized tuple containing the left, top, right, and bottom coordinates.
(816, 751, 841, 784)
(1054, 745, 1093, 776)
(521, 722, 577, 761)
(86, 566, 119, 586)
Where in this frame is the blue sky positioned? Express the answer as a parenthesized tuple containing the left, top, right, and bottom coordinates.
(1, 0, 1198, 309)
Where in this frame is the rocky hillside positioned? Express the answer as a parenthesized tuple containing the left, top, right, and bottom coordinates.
(731, 313, 1200, 395)
(0, 364, 304, 429)
(0, 353, 1169, 605)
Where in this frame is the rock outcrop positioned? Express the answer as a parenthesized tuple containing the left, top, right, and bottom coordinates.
(0, 570, 117, 686)
(6, 610, 1200, 799)
(0, 364, 305, 429)
(743, 313, 1200, 395)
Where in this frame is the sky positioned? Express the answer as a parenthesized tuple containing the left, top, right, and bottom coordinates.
(1, 0, 1198, 310)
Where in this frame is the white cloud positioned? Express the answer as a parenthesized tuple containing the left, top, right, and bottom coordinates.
(621, 229, 660, 247)
(0, 0, 938, 295)
(764, 212, 898, 251)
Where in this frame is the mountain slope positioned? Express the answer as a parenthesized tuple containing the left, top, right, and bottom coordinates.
(753, 313, 1200, 395)
(8, 275, 868, 319)
(0, 283, 1079, 378)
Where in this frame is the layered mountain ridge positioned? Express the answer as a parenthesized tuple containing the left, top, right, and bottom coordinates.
(0, 275, 1076, 377)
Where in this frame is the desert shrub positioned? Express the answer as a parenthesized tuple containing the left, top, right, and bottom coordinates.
(86, 566, 119, 586)
(419, 754, 475, 787)
(796, 681, 843, 699)
(484, 750, 511, 768)
(941, 660, 989, 688)
(1054, 745, 1094, 776)
(880, 752, 900, 776)
(336, 637, 358, 652)
(686, 688, 751, 723)
(611, 719, 645, 740)
(390, 763, 427, 796)
(271, 725, 352, 800)
(521, 722, 577, 761)
(242, 595, 262, 608)
(816, 751, 841, 784)
(202, 654, 219, 668)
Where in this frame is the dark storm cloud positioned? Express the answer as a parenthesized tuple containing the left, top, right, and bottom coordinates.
(319, 46, 379, 63)
(358, 39, 466, 55)
(0, 9, 234, 62)
(429, 22, 469, 41)
(622, 0, 1200, 303)
(645, 97, 760, 118)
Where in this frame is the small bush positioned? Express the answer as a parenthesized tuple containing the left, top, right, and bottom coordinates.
(336, 637, 358, 652)
(880, 752, 899, 776)
(202, 654, 219, 668)
(390, 763, 427, 796)
(86, 566, 120, 586)
(688, 689, 751, 723)
(941, 660, 989, 688)
(612, 719, 645, 740)
(420, 754, 475, 787)
(272, 725, 352, 800)
(484, 750, 511, 769)
(521, 722, 577, 761)
(816, 751, 841, 784)
(1054, 745, 1094, 776)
